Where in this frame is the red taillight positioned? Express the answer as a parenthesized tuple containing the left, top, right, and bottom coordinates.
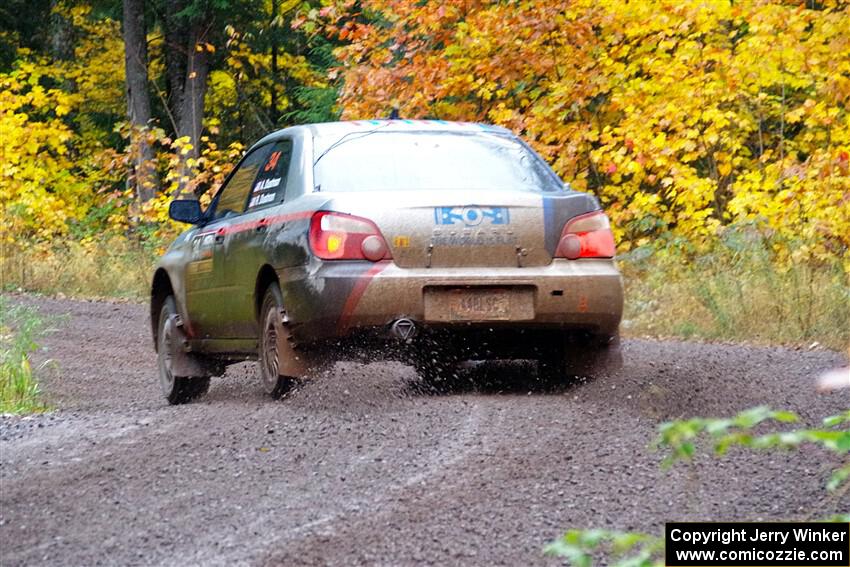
(555, 211, 616, 259)
(309, 211, 391, 261)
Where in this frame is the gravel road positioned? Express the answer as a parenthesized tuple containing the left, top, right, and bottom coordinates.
(1, 296, 847, 566)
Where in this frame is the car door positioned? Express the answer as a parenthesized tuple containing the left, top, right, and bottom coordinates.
(218, 138, 296, 339)
(184, 145, 272, 340)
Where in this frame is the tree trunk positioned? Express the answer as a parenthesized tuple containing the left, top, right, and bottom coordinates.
(160, 1, 212, 194)
(174, 19, 211, 194)
(270, 0, 279, 125)
(50, 0, 74, 62)
(176, 21, 210, 157)
(122, 0, 158, 202)
(163, 0, 188, 130)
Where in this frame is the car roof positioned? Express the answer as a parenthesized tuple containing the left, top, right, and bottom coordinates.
(306, 119, 512, 137)
(251, 119, 514, 150)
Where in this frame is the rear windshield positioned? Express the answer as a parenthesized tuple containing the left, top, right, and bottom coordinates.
(313, 131, 562, 193)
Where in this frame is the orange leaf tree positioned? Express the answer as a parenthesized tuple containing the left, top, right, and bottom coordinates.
(324, 0, 850, 264)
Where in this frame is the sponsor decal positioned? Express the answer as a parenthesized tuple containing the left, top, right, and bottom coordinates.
(187, 259, 213, 275)
(248, 192, 276, 208)
(264, 150, 282, 172)
(191, 233, 216, 260)
(434, 206, 510, 226)
(253, 177, 281, 193)
(430, 231, 518, 247)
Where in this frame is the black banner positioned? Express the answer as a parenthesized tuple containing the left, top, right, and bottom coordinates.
(666, 522, 850, 566)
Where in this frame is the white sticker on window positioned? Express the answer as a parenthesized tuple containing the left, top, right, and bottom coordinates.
(253, 177, 281, 193)
(249, 193, 276, 208)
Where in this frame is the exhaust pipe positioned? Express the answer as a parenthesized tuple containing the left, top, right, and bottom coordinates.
(389, 318, 418, 341)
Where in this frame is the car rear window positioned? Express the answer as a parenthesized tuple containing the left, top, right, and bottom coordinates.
(247, 139, 293, 210)
(313, 131, 562, 193)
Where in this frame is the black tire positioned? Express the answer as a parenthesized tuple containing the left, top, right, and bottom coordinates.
(538, 333, 623, 382)
(258, 283, 296, 399)
(157, 296, 210, 404)
(538, 356, 566, 385)
(589, 334, 623, 376)
(188, 376, 211, 397)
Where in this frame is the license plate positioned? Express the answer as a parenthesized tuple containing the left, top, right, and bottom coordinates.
(424, 287, 534, 322)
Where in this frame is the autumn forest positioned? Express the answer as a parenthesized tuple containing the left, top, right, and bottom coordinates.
(1, 0, 848, 345)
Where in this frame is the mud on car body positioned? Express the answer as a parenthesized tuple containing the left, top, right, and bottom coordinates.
(151, 120, 624, 403)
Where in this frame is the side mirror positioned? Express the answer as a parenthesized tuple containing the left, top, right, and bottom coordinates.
(168, 199, 203, 224)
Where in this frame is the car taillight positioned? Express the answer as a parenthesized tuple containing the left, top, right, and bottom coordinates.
(309, 211, 391, 261)
(555, 210, 616, 259)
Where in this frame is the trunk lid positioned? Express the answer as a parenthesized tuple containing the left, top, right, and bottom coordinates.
(320, 189, 600, 268)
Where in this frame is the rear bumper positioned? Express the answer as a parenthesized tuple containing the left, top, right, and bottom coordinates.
(280, 258, 623, 343)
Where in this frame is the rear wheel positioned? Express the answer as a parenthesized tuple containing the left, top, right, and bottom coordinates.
(538, 333, 623, 382)
(157, 296, 211, 404)
(258, 283, 297, 399)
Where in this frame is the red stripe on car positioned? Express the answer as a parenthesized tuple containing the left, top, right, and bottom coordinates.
(337, 261, 391, 332)
(199, 210, 315, 238)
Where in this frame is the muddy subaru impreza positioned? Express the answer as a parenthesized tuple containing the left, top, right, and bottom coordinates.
(151, 120, 624, 403)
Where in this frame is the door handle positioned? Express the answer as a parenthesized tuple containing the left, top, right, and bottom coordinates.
(214, 228, 226, 244)
(256, 219, 269, 232)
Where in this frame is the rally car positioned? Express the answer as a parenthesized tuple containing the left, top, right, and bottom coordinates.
(151, 120, 623, 403)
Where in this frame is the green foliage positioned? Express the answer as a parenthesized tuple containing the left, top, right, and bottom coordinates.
(656, 406, 850, 490)
(544, 529, 664, 567)
(548, 408, 850, 565)
(0, 0, 51, 71)
(193, 1, 340, 147)
(285, 83, 341, 124)
(0, 296, 51, 414)
(1, 0, 339, 243)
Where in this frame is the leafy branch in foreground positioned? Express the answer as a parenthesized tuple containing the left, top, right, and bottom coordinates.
(655, 406, 850, 491)
(544, 529, 664, 567)
(547, 407, 850, 565)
